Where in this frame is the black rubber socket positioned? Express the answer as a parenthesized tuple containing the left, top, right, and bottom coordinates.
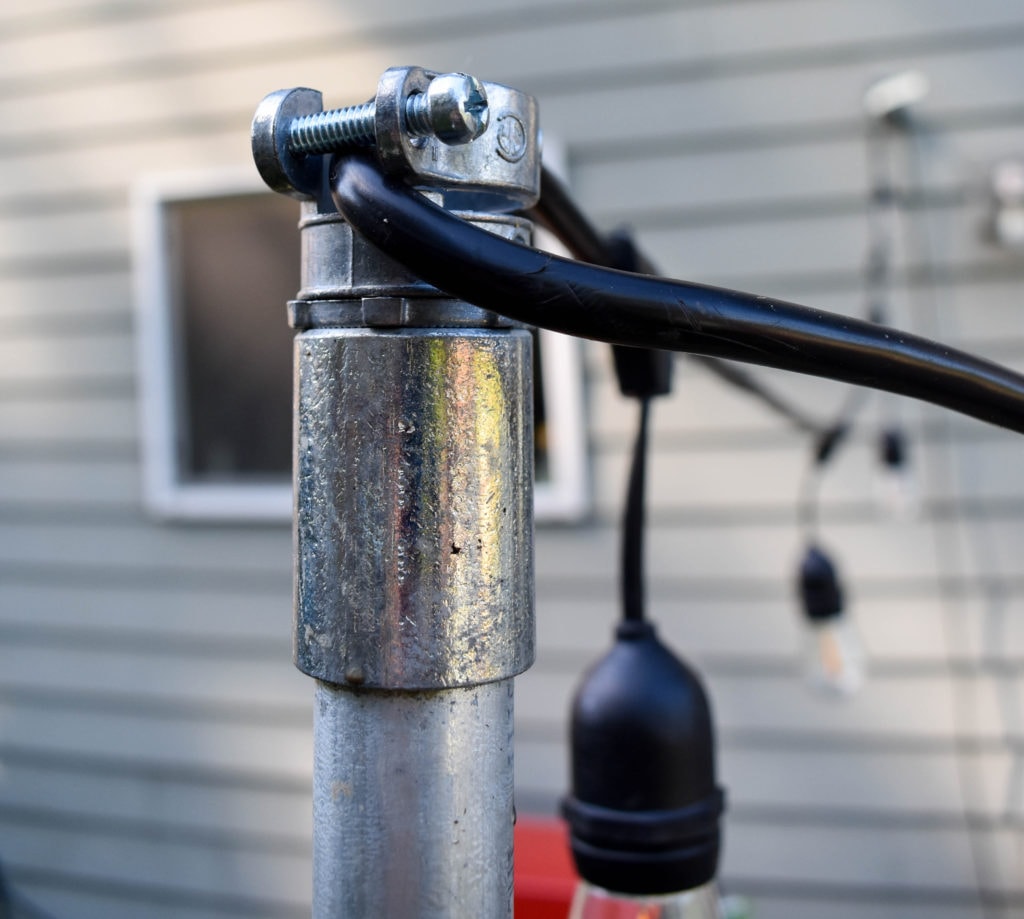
(562, 620, 724, 895)
(799, 543, 844, 623)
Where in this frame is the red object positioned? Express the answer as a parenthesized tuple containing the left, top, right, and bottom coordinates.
(514, 816, 578, 919)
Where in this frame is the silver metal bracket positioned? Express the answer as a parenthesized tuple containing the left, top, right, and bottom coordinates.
(252, 65, 540, 211)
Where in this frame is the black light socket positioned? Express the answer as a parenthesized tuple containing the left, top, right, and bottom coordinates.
(605, 231, 674, 400)
(879, 426, 908, 469)
(799, 544, 844, 623)
(562, 620, 724, 895)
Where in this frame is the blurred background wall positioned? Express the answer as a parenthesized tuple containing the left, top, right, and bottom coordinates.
(1, 0, 1023, 916)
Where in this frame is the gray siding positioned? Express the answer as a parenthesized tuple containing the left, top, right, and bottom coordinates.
(1, 0, 1023, 916)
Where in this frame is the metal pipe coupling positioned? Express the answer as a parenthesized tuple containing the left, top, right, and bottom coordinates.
(294, 322, 535, 690)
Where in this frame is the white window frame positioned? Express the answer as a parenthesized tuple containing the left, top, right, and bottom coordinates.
(132, 167, 589, 524)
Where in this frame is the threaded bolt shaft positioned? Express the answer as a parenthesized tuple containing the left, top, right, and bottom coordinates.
(289, 101, 377, 154)
(287, 72, 488, 156)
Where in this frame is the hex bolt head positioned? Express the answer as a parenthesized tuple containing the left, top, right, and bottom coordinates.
(286, 71, 489, 157)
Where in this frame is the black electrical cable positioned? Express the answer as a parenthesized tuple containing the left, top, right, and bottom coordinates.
(330, 155, 1024, 436)
(621, 398, 651, 624)
(530, 166, 824, 435)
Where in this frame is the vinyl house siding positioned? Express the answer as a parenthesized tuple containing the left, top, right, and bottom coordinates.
(1, 1, 1023, 917)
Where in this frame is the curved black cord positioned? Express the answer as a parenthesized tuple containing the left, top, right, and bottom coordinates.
(622, 398, 651, 623)
(331, 155, 1024, 435)
(530, 167, 824, 435)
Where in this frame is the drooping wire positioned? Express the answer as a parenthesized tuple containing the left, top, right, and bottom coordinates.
(621, 398, 651, 624)
(794, 106, 917, 544)
(902, 116, 1007, 919)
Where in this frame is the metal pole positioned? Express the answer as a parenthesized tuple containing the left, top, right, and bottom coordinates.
(253, 67, 541, 917)
(297, 319, 533, 918)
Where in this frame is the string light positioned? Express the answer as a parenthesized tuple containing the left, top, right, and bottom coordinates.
(797, 543, 865, 696)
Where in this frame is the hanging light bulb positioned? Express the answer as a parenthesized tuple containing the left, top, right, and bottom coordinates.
(875, 425, 918, 519)
(797, 544, 865, 696)
(567, 878, 721, 918)
(562, 621, 726, 919)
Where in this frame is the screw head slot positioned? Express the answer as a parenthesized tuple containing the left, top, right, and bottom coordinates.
(424, 73, 489, 145)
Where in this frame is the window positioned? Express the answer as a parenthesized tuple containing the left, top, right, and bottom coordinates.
(133, 168, 588, 523)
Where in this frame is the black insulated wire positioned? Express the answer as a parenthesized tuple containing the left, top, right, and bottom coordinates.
(330, 155, 1024, 436)
(530, 167, 823, 434)
(621, 398, 651, 624)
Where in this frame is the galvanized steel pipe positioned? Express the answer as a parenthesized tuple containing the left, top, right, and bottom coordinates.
(293, 238, 535, 919)
(254, 70, 540, 917)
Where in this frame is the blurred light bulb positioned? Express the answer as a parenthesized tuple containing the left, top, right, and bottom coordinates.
(875, 426, 918, 519)
(568, 880, 722, 919)
(803, 614, 865, 697)
(798, 544, 865, 696)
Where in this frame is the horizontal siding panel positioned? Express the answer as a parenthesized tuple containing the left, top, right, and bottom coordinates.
(0, 707, 312, 774)
(0, 582, 290, 639)
(0, 458, 139, 505)
(0, 0, 702, 87)
(0, 758, 310, 842)
(721, 746, 1015, 816)
(546, 49, 1024, 156)
(0, 521, 291, 574)
(0, 271, 130, 322)
(0, 0, 938, 87)
(577, 138, 866, 216)
(0, 394, 137, 445)
(713, 672, 1014, 743)
(0, 205, 127, 261)
(576, 123, 1024, 230)
(637, 210, 1021, 298)
(0, 823, 309, 904)
(0, 647, 306, 710)
(641, 211, 869, 290)
(0, 132, 253, 204)
(4, 1, 1024, 140)
(2, 24, 1024, 199)
(0, 327, 134, 384)
(723, 822, 1019, 893)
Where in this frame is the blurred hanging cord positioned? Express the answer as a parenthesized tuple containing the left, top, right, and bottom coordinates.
(331, 155, 1024, 435)
(902, 114, 1013, 918)
(795, 95, 916, 538)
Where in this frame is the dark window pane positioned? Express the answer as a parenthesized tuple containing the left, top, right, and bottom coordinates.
(167, 193, 299, 481)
